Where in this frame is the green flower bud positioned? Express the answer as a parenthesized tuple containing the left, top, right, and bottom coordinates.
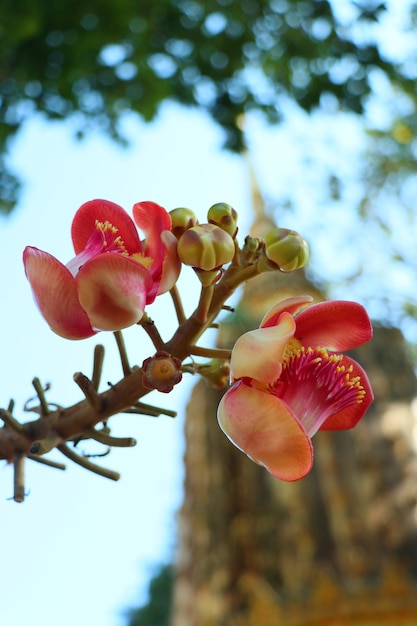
(178, 223, 235, 271)
(169, 207, 198, 239)
(264, 228, 309, 272)
(207, 202, 238, 238)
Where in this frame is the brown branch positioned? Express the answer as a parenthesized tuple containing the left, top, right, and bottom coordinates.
(84, 427, 136, 448)
(113, 331, 132, 376)
(27, 453, 66, 470)
(92, 344, 105, 390)
(13, 453, 26, 503)
(0, 260, 262, 466)
(73, 372, 104, 413)
(139, 314, 166, 351)
(170, 284, 187, 324)
(57, 443, 120, 481)
(188, 345, 232, 360)
(32, 377, 51, 416)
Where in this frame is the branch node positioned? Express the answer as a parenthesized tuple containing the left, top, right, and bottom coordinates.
(73, 372, 104, 414)
(0, 409, 26, 436)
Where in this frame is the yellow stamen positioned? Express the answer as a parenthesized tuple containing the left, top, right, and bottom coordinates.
(131, 252, 153, 269)
(95, 219, 118, 235)
(282, 337, 303, 362)
(95, 220, 128, 254)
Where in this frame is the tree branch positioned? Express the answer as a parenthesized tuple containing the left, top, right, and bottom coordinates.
(0, 258, 263, 471)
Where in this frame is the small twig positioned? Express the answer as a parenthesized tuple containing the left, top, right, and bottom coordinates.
(0, 409, 26, 436)
(194, 284, 215, 324)
(13, 453, 26, 503)
(32, 378, 50, 416)
(7, 399, 15, 413)
(123, 401, 177, 418)
(170, 284, 187, 324)
(57, 443, 120, 481)
(139, 315, 166, 351)
(113, 331, 132, 376)
(188, 345, 232, 360)
(85, 427, 137, 448)
(92, 344, 105, 390)
(73, 372, 103, 413)
(27, 453, 66, 470)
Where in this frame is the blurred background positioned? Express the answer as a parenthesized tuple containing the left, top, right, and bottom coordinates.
(1, 1, 417, 624)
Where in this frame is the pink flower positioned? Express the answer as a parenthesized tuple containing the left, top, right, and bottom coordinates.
(218, 296, 374, 481)
(23, 199, 180, 339)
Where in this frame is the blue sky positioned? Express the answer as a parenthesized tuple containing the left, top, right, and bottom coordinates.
(0, 104, 258, 626)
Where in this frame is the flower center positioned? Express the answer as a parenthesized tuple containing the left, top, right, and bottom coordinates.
(282, 337, 303, 361)
(271, 347, 365, 437)
(131, 252, 153, 270)
(95, 220, 127, 254)
(67, 221, 128, 276)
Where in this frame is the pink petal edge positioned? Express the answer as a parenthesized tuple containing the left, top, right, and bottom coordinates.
(218, 382, 313, 481)
(71, 199, 142, 255)
(260, 295, 314, 328)
(132, 201, 172, 278)
(23, 246, 95, 340)
(295, 300, 373, 351)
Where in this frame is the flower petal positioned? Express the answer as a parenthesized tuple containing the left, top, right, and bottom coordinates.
(155, 230, 181, 297)
(23, 247, 95, 339)
(132, 201, 172, 279)
(146, 230, 181, 303)
(260, 295, 314, 328)
(71, 199, 142, 255)
(231, 312, 296, 383)
(76, 254, 152, 331)
(319, 356, 374, 431)
(218, 382, 313, 481)
(295, 300, 373, 351)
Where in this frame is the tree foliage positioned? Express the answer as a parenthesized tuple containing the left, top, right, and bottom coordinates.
(1, 0, 416, 213)
(125, 565, 172, 626)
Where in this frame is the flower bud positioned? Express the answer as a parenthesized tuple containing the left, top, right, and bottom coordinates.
(142, 351, 182, 393)
(177, 223, 235, 271)
(207, 203, 238, 238)
(169, 207, 198, 239)
(264, 228, 309, 272)
(197, 359, 231, 388)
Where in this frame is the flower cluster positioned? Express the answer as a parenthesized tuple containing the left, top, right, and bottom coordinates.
(218, 296, 374, 481)
(24, 200, 180, 339)
(24, 199, 311, 338)
(21, 197, 375, 489)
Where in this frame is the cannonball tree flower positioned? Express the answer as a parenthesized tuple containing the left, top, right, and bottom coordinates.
(23, 199, 180, 339)
(218, 296, 374, 481)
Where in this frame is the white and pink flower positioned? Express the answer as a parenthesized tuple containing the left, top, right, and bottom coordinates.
(24, 199, 180, 339)
(218, 296, 374, 481)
